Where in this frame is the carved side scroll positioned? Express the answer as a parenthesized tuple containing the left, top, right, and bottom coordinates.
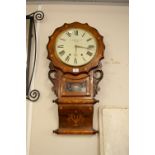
(93, 63, 104, 96)
(48, 62, 59, 96)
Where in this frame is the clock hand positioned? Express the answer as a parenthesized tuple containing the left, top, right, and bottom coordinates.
(75, 45, 87, 49)
(74, 45, 78, 56)
(75, 45, 94, 50)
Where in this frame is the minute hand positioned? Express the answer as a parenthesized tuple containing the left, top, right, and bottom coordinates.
(75, 45, 93, 50)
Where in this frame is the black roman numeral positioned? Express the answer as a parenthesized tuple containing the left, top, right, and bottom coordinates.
(86, 51, 93, 56)
(65, 55, 70, 62)
(87, 38, 92, 42)
(66, 32, 71, 37)
(82, 32, 86, 37)
(88, 45, 94, 49)
(59, 50, 65, 56)
(81, 53, 86, 61)
(74, 30, 78, 36)
(57, 45, 64, 48)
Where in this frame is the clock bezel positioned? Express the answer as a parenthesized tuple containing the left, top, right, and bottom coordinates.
(47, 22, 105, 74)
(55, 28, 97, 67)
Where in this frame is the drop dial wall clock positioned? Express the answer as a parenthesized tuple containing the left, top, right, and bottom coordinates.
(47, 22, 105, 134)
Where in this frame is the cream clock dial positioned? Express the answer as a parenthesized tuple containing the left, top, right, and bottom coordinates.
(55, 28, 97, 67)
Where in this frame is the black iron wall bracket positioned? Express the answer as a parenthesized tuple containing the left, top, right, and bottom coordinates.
(26, 11, 44, 102)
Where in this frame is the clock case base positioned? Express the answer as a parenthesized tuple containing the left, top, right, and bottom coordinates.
(53, 128, 98, 135)
(53, 103, 98, 135)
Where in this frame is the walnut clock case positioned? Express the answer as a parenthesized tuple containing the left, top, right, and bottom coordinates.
(47, 22, 105, 134)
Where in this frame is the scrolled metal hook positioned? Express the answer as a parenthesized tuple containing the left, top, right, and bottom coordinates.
(27, 89, 40, 102)
(34, 11, 44, 21)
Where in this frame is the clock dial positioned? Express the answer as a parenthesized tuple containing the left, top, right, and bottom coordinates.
(55, 28, 97, 67)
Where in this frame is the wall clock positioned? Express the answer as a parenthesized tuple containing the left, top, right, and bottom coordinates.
(47, 22, 105, 134)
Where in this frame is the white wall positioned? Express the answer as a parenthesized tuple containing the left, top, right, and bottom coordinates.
(27, 3, 128, 155)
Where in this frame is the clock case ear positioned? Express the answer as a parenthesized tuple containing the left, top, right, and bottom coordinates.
(47, 22, 105, 74)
